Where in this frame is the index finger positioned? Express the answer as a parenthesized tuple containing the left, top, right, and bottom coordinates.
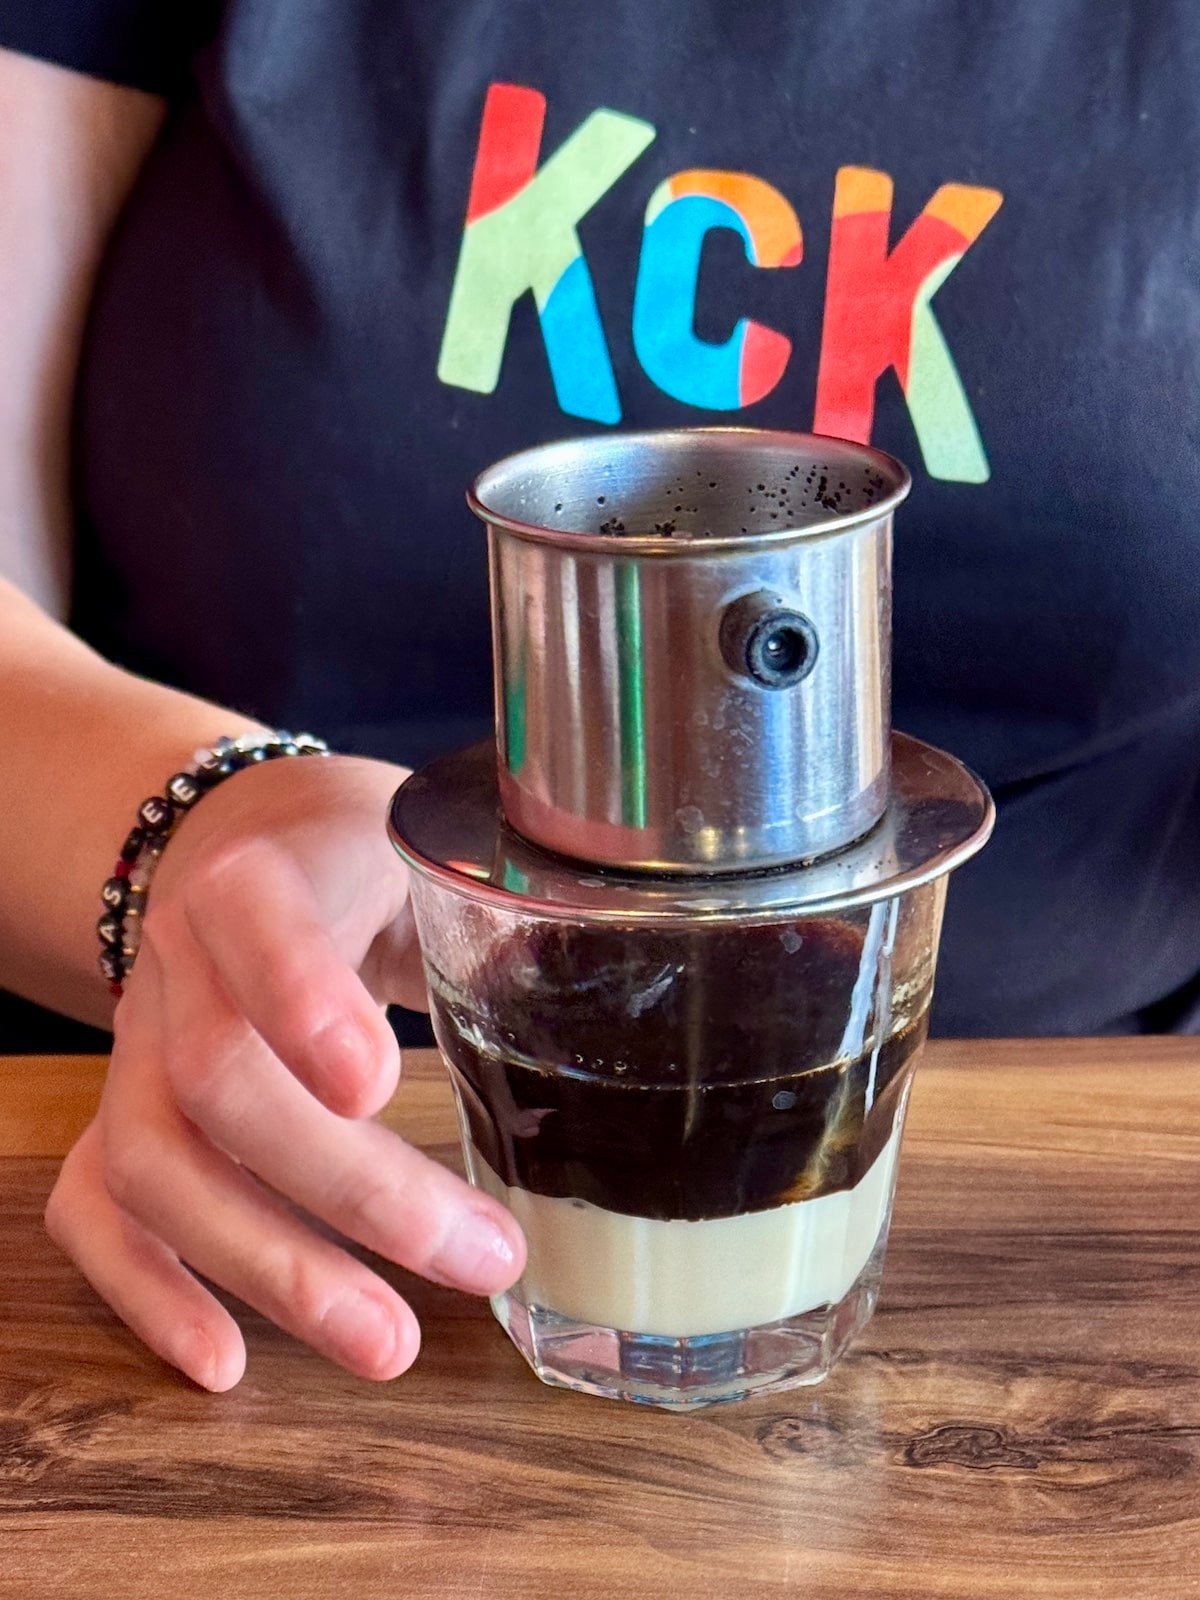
(173, 837, 400, 1118)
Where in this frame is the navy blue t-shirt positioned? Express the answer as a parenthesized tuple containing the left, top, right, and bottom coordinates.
(3, 0, 1199, 1038)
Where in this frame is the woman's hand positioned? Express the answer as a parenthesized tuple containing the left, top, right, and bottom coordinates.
(43, 754, 525, 1391)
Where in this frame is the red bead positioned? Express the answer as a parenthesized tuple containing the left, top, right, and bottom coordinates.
(114, 859, 131, 879)
(109, 981, 124, 998)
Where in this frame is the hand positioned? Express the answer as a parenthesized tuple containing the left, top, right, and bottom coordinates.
(44, 754, 525, 1390)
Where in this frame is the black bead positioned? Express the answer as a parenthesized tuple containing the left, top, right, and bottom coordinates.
(262, 743, 289, 759)
(100, 877, 129, 913)
(166, 771, 202, 808)
(120, 828, 144, 864)
(97, 913, 123, 948)
(98, 948, 124, 983)
(137, 795, 174, 832)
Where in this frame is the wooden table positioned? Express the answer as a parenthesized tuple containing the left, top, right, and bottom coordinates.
(1, 1040, 1198, 1599)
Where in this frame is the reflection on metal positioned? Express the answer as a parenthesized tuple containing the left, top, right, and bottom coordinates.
(495, 539, 527, 777)
(503, 677, 526, 776)
(615, 561, 647, 829)
(500, 860, 531, 895)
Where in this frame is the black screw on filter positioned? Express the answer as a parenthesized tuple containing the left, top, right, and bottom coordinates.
(719, 592, 819, 690)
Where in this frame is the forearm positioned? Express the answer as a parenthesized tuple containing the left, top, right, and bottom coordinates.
(0, 578, 268, 1025)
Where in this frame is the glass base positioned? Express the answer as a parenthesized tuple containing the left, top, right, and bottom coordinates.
(491, 1235, 886, 1411)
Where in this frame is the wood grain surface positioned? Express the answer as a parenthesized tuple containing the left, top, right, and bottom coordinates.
(1, 1039, 1198, 1600)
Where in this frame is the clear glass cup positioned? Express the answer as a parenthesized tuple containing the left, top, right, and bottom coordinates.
(408, 875, 947, 1410)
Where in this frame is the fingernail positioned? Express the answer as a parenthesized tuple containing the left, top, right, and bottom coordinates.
(172, 1322, 221, 1390)
(319, 1290, 399, 1376)
(311, 1019, 375, 1101)
(433, 1211, 518, 1294)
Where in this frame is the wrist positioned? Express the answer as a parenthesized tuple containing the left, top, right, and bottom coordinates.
(97, 732, 334, 996)
(0, 657, 269, 1024)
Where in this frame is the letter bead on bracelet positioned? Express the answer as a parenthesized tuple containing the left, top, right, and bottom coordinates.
(97, 732, 330, 997)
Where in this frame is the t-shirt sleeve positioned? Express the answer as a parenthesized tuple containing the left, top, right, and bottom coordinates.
(0, 1, 220, 96)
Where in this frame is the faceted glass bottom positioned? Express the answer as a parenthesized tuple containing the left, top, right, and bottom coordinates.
(490, 1233, 888, 1411)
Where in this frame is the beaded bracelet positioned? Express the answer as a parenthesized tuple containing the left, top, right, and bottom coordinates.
(97, 732, 330, 997)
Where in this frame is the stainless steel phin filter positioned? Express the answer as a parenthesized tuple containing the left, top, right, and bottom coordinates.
(471, 429, 907, 872)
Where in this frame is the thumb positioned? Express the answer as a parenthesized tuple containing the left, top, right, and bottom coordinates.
(361, 896, 431, 1015)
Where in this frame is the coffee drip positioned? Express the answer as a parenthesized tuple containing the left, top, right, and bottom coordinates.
(388, 428, 994, 1408)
